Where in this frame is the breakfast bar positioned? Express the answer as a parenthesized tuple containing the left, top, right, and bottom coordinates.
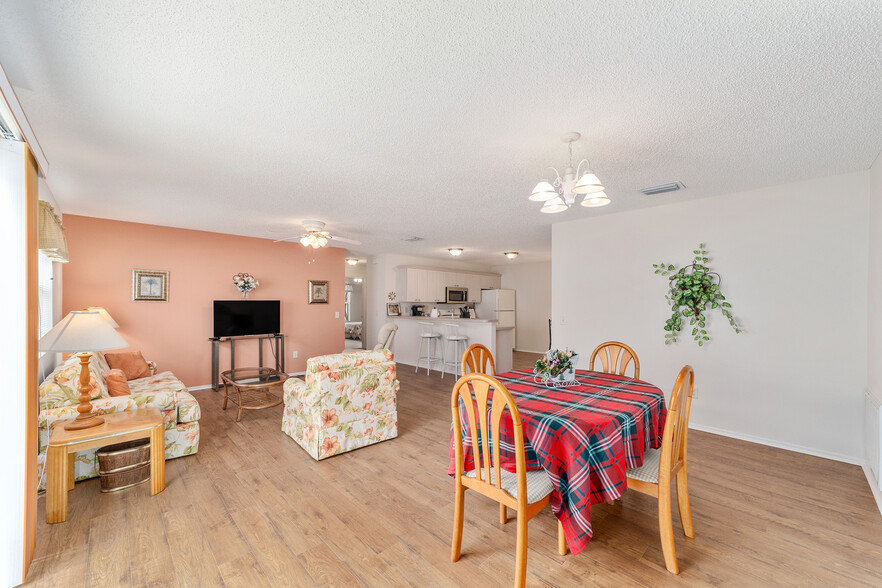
(389, 317, 513, 374)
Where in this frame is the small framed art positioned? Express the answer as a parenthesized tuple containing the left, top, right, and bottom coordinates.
(386, 303, 401, 316)
(132, 269, 169, 302)
(308, 280, 329, 304)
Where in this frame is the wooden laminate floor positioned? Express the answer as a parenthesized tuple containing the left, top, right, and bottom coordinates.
(26, 352, 882, 587)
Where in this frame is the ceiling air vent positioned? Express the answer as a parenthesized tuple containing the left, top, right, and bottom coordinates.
(402, 236, 423, 242)
(641, 182, 684, 196)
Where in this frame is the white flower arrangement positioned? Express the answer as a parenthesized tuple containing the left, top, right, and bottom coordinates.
(233, 273, 259, 298)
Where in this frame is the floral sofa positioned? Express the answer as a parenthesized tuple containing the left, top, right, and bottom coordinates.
(282, 349, 399, 460)
(37, 352, 200, 489)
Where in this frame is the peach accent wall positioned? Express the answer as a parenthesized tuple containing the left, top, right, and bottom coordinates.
(62, 215, 345, 387)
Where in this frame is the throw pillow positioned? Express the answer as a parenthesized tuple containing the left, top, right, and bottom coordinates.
(106, 369, 131, 396)
(104, 350, 151, 380)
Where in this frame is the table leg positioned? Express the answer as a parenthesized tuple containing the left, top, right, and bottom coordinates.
(67, 452, 75, 491)
(236, 385, 243, 422)
(46, 445, 68, 523)
(149, 424, 166, 495)
(221, 380, 229, 410)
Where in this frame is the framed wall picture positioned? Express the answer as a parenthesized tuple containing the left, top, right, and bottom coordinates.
(386, 303, 401, 316)
(308, 280, 329, 304)
(132, 269, 169, 302)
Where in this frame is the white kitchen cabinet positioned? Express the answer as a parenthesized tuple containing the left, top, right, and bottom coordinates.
(396, 266, 502, 303)
(427, 270, 444, 302)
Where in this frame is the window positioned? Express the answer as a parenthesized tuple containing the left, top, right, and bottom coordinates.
(38, 252, 53, 338)
(344, 283, 353, 321)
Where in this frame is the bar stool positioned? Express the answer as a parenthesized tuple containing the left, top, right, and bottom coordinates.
(416, 322, 442, 375)
(440, 323, 469, 379)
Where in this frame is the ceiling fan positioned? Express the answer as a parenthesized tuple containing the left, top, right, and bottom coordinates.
(272, 220, 362, 248)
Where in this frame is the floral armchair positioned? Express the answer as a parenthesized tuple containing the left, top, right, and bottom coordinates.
(37, 352, 201, 489)
(282, 349, 399, 460)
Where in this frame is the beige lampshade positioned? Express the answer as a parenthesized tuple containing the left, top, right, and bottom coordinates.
(39, 311, 129, 352)
(572, 172, 604, 194)
(581, 192, 611, 207)
(86, 307, 120, 328)
(540, 197, 568, 213)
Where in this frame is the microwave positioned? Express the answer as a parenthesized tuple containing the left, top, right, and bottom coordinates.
(445, 287, 468, 303)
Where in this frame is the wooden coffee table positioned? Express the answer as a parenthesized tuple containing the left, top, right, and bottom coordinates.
(46, 409, 165, 523)
(220, 367, 288, 422)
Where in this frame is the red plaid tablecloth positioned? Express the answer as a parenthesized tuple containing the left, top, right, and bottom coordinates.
(448, 369, 667, 555)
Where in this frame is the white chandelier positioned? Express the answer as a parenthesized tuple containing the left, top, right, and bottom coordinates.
(529, 132, 609, 213)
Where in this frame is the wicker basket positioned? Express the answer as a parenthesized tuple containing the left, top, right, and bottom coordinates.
(96, 439, 151, 493)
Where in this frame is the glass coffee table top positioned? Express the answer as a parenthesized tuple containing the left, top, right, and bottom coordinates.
(221, 367, 289, 387)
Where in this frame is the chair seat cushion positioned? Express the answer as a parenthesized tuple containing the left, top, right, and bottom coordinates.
(627, 447, 661, 484)
(420, 333, 441, 338)
(447, 335, 468, 341)
(465, 467, 553, 504)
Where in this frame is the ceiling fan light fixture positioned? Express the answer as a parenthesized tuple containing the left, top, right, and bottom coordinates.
(540, 198, 568, 213)
(504, 251, 519, 259)
(448, 248, 464, 256)
(572, 172, 604, 194)
(529, 181, 559, 202)
(346, 258, 358, 265)
(581, 192, 611, 207)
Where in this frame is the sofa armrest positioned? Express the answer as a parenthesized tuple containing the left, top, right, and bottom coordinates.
(283, 378, 306, 406)
(176, 390, 201, 423)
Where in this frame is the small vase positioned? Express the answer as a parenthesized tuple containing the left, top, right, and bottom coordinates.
(242, 291, 248, 300)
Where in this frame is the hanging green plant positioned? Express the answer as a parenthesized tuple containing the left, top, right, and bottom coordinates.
(652, 244, 741, 346)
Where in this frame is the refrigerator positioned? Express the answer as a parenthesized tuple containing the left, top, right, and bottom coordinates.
(476, 289, 516, 330)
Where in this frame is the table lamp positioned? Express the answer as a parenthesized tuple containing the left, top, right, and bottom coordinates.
(40, 310, 129, 430)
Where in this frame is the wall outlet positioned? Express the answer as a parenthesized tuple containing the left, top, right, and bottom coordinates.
(560, 317, 566, 325)
(292, 351, 298, 359)
(335, 311, 340, 318)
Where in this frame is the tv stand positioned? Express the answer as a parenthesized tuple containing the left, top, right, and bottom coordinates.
(209, 333, 285, 391)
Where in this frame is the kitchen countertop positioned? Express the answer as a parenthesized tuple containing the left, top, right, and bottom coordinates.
(393, 316, 497, 323)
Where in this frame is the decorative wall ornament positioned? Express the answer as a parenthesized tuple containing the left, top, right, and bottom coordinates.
(653, 244, 741, 346)
(387, 291, 397, 301)
(308, 280, 329, 304)
(132, 269, 169, 302)
(233, 273, 259, 299)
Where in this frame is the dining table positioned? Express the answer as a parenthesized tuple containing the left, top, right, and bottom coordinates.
(448, 369, 667, 555)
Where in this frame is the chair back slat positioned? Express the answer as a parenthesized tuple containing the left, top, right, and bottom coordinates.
(461, 344, 496, 376)
(659, 365, 695, 481)
(590, 341, 640, 379)
(451, 373, 526, 502)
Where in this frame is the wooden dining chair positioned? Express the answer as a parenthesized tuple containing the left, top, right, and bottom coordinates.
(450, 373, 565, 587)
(625, 365, 695, 574)
(589, 341, 641, 379)
(461, 343, 496, 376)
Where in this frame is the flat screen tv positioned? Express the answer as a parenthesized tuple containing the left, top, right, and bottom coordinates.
(213, 300, 280, 338)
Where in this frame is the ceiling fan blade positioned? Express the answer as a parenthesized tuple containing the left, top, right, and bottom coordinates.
(272, 235, 303, 243)
(329, 235, 362, 246)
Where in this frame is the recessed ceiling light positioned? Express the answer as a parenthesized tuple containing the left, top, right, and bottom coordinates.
(504, 252, 519, 259)
(402, 236, 423, 242)
(448, 248, 464, 256)
(345, 258, 358, 265)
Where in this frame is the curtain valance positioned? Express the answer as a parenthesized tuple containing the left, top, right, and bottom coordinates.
(38, 200, 68, 262)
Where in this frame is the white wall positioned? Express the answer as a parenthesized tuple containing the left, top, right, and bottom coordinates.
(492, 261, 551, 352)
(0, 137, 27, 586)
(366, 253, 493, 349)
(867, 152, 882, 498)
(553, 171, 868, 463)
(38, 177, 63, 377)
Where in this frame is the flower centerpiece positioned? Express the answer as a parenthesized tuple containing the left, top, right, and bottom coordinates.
(233, 273, 259, 299)
(534, 348, 578, 388)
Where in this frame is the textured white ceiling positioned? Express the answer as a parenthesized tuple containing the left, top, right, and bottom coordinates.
(1, 1, 881, 265)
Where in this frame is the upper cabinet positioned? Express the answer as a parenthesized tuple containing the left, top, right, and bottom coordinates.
(396, 266, 502, 303)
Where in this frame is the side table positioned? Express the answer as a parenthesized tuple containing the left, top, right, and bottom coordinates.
(46, 409, 165, 523)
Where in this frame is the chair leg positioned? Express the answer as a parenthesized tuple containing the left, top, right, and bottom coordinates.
(451, 483, 466, 562)
(557, 521, 567, 556)
(658, 485, 679, 574)
(415, 337, 422, 373)
(499, 503, 507, 524)
(514, 511, 528, 588)
(676, 466, 694, 538)
(441, 339, 449, 379)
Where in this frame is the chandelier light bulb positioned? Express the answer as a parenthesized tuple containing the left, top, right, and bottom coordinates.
(504, 252, 519, 259)
(540, 198, 568, 213)
(581, 192, 611, 207)
(448, 248, 464, 256)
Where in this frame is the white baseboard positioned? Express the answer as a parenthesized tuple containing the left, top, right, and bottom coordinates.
(861, 464, 882, 516)
(187, 371, 306, 392)
(514, 348, 546, 354)
(688, 422, 863, 465)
